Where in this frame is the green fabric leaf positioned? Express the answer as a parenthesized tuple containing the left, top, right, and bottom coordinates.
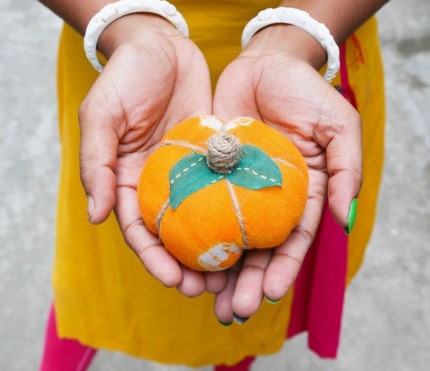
(226, 145, 282, 189)
(169, 145, 282, 209)
(169, 152, 225, 209)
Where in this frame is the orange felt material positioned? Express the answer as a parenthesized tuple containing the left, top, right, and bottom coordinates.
(138, 145, 190, 234)
(228, 120, 308, 179)
(138, 116, 308, 271)
(160, 181, 244, 270)
(233, 162, 307, 249)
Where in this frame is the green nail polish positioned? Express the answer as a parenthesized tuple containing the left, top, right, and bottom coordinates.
(218, 320, 233, 327)
(344, 198, 357, 235)
(265, 296, 280, 305)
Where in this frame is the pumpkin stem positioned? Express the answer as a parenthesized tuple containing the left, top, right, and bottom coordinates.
(207, 131, 241, 174)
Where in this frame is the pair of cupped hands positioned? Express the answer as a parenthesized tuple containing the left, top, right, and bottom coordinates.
(79, 14, 362, 324)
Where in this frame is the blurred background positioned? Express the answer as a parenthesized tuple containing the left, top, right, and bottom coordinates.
(0, 0, 429, 370)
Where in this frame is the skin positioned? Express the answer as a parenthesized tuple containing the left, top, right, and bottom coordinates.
(40, 0, 389, 322)
(213, 0, 389, 322)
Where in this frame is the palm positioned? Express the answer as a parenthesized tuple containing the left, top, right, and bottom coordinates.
(79, 36, 223, 295)
(213, 54, 362, 320)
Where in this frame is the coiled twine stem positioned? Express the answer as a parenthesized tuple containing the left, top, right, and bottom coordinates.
(206, 131, 241, 174)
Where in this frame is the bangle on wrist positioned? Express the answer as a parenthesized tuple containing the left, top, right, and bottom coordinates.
(241, 7, 340, 82)
(84, 0, 189, 72)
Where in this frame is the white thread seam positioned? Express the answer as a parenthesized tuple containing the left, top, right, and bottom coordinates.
(170, 157, 204, 185)
(236, 167, 278, 183)
(226, 181, 248, 249)
(211, 175, 224, 184)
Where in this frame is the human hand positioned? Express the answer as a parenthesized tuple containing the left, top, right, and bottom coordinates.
(212, 25, 362, 322)
(78, 14, 226, 297)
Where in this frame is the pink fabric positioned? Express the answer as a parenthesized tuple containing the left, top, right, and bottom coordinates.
(286, 43, 356, 358)
(40, 304, 255, 370)
(339, 42, 358, 107)
(39, 305, 97, 371)
(287, 203, 348, 358)
(214, 356, 256, 371)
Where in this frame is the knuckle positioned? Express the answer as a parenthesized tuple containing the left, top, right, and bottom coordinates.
(350, 108, 362, 126)
(79, 164, 87, 183)
(242, 260, 267, 272)
(122, 218, 145, 248)
(275, 250, 304, 268)
(78, 99, 90, 123)
(291, 224, 315, 247)
(79, 163, 91, 190)
(352, 168, 363, 188)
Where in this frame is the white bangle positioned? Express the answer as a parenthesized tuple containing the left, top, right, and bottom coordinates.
(84, 0, 189, 72)
(241, 7, 340, 83)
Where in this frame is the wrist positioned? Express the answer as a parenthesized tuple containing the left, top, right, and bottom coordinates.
(98, 13, 182, 59)
(241, 24, 327, 71)
(84, 0, 189, 71)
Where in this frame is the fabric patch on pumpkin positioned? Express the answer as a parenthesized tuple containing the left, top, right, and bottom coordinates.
(198, 242, 242, 271)
(169, 144, 282, 209)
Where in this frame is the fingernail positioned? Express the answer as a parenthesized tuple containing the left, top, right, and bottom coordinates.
(233, 314, 249, 324)
(344, 198, 357, 235)
(218, 320, 233, 327)
(87, 196, 95, 221)
(265, 296, 280, 305)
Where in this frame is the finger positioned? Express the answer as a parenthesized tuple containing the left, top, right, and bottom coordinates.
(78, 99, 119, 224)
(231, 249, 272, 319)
(212, 61, 258, 120)
(171, 46, 213, 121)
(115, 186, 182, 287)
(326, 132, 362, 227)
(263, 169, 327, 301)
(315, 102, 362, 227)
(213, 263, 241, 324)
(205, 271, 228, 294)
(176, 267, 206, 298)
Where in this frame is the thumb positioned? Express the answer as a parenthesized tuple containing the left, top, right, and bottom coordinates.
(322, 108, 363, 232)
(78, 102, 118, 224)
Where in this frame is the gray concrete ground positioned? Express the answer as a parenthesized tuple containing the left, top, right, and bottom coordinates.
(0, 0, 429, 370)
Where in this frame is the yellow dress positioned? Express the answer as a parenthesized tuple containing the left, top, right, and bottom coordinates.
(53, 1, 385, 366)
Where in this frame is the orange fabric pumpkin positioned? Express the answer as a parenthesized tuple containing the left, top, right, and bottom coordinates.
(138, 116, 308, 271)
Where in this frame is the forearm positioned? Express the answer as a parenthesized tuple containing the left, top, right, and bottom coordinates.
(39, 0, 108, 35)
(39, 0, 179, 58)
(243, 0, 389, 71)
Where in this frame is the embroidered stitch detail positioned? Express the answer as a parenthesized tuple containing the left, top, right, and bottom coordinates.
(170, 157, 204, 185)
(169, 145, 282, 209)
(226, 181, 248, 249)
